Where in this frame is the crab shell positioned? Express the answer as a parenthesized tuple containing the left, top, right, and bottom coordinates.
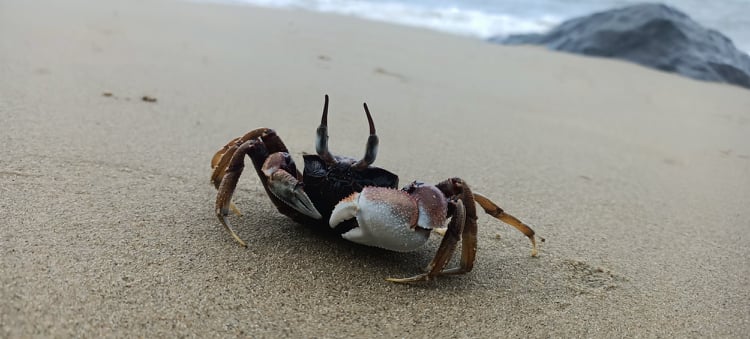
(329, 185, 448, 252)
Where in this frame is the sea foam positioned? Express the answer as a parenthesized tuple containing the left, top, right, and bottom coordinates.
(202, 0, 561, 39)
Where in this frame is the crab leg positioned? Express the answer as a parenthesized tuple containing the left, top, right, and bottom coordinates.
(440, 209, 478, 276)
(415, 177, 480, 277)
(211, 128, 273, 187)
(212, 137, 239, 173)
(472, 192, 544, 257)
(211, 137, 240, 189)
(211, 141, 243, 216)
(436, 178, 480, 276)
(215, 140, 257, 247)
(215, 136, 322, 247)
(211, 129, 271, 216)
(211, 128, 290, 216)
(386, 199, 466, 283)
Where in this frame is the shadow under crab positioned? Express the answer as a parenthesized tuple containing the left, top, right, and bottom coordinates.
(210, 95, 543, 283)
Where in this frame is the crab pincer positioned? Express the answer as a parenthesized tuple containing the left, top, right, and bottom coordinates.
(330, 183, 463, 283)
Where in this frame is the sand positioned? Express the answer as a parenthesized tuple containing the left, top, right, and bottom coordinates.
(2, 0, 749, 337)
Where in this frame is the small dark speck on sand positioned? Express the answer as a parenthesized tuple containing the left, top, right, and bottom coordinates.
(142, 95, 157, 103)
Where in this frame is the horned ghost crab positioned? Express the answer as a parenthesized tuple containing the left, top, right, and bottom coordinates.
(210, 95, 543, 283)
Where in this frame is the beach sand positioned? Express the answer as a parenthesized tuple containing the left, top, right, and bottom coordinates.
(2, 0, 749, 337)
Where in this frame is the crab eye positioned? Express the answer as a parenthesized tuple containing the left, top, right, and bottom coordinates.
(401, 180, 425, 193)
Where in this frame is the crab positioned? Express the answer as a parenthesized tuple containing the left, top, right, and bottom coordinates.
(210, 95, 542, 283)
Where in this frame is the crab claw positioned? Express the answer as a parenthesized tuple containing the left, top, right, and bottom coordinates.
(329, 192, 360, 227)
(330, 187, 430, 252)
(263, 153, 322, 220)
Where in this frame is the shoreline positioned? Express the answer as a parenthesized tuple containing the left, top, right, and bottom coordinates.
(200, 0, 750, 54)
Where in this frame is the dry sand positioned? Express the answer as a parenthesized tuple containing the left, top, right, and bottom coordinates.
(2, 0, 749, 337)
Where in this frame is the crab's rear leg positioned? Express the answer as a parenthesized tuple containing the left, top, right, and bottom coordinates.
(473, 192, 544, 257)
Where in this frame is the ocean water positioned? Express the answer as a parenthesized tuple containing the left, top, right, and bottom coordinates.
(203, 0, 750, 54)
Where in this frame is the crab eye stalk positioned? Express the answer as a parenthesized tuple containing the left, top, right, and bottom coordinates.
(353, 102, 379, 170)
(316, 94, 336, 164)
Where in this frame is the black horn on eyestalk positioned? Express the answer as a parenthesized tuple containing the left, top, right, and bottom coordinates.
(316, 94, 336, 164)
(353, 102, 379, 170)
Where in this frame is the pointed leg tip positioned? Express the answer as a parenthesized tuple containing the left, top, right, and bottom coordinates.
(432, 227, 448, 237)
(229, 231, 248, 247)
(229, 203, 243, 216)
(529, 235, 542, 257)
(385, 274, 430, 284)
(216, 211, 248, 247)
(530, 244, 539, 257)
(385, 277, 408, 284)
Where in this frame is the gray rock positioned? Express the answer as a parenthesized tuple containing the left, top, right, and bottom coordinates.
(492, 3, 750, 89)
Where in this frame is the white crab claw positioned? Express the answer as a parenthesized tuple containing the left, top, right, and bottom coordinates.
(329, 187, 430, 252)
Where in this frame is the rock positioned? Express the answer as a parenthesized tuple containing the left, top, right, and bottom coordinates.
(491, 3, 750, 89)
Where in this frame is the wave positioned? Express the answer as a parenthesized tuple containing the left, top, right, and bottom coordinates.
(203, 0, 562, 39)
